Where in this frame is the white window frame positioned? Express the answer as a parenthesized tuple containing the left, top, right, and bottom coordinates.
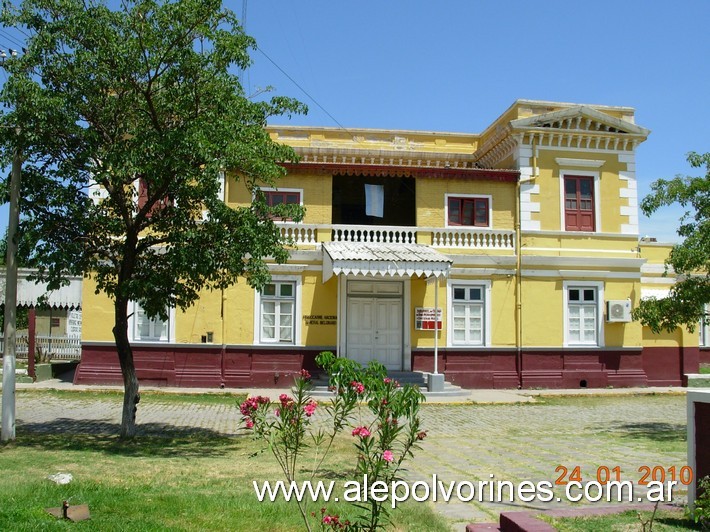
(563, 280, 604, 347)
(128, 301, 175, 343)
(701, 304, 709, 347)
(253, 275, 302, 345)
(446, 279, 492, 347)
(444, 193, 493, 229)
(559, 169, 601, 233)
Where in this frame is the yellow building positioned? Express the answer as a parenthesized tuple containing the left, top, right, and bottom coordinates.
(76, 99, 700, 388)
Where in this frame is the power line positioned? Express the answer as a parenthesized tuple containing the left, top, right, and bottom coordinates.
(0, 30, 24, 49)
(256, 45, 351, 134)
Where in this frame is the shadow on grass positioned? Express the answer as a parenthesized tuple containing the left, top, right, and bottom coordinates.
(654, 515, 702, 530)
(9, 422, 248, 458)
(607, 421, 686, 443)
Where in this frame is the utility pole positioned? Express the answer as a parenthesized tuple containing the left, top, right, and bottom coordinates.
(1, 48, 20, 442)
(1, 129, 20, 442)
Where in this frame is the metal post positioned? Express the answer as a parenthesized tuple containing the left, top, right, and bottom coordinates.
(2, 139, 21, 441)
(433, 276, 439, 375)
(28, 307, 36, 379)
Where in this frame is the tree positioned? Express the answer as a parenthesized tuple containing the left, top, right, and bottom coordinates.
(0, 0, 306, 438)
(633, 152, 710, 333)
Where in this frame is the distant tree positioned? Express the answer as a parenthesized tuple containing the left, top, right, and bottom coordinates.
(0, 0, 306, 438)
(633, 152, 710, 333)
(0, 228, 33, 268)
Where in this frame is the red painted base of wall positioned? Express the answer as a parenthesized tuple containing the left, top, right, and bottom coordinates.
(411, 346, 699, 389)
(75, 344, 324, 388)
(75, 344, 698, 389)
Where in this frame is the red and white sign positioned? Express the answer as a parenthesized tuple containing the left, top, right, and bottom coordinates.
(415, 307, 442, 330)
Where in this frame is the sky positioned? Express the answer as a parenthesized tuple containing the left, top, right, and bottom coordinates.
(238, 0, 710, 242)
(1, 0, 709, 242)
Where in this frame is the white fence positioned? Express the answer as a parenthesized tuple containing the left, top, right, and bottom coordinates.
(0, 335, 81, 361)
(276, 222, 516, 251)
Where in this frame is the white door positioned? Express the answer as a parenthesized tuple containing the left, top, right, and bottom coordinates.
(347, 297, 402, 370)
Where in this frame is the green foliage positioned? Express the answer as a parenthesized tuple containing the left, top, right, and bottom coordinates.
(633, 152, 710, 332)
(694, 475, 710, 530)
(241, 356, 427, 531)
(0, 0, 307, 318)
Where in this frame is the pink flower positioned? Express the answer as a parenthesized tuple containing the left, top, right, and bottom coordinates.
(303, 400, 317, 417)
(275, 408, 280, 417)
(299, 369, 311, 380)
(352, 426, 371, 438)
(383, 377, 392, 384)
(350, 380, 365, 394)
(245, 418, 254, 429)
(382, 450, 394, 462)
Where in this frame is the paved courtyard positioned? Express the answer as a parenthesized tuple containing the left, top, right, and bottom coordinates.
(11, 390, 688, 529)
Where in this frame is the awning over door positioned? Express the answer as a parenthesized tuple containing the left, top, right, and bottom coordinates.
(322, 241, 452, 282)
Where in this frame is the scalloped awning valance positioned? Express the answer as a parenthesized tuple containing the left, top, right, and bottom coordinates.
(322, 242, 451, 283)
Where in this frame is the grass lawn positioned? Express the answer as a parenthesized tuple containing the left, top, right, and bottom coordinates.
(19, 388, 249, 406)
(542, 508, 701, 530)
(700, 364, 710, 375)
(0, 392, 449, 531)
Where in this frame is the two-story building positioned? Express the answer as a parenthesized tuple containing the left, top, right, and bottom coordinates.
(75, 99, 700, 388)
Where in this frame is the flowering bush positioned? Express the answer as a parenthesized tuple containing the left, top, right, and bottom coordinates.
(240, 351, 426, 531)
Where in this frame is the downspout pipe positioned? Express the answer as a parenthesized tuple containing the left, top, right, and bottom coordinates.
(515, 175, 523, 389)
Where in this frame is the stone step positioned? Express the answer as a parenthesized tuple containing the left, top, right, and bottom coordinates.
(309, 371, 470, 399)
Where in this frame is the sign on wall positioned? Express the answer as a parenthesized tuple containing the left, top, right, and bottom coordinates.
(415, 307, 442, 330)
(67, 310, 82, 338)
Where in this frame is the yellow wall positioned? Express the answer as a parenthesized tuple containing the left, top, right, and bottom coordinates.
(177, 287, 224, 344)
(226, 171, 332, 225)
(82, 276, 116, 342)
(301, 272, 338, 345)
(519, 277, 642, 348)
(416, 178, 515, 229)
(531, 150, 629, 233)
(411, 275, 517, 348)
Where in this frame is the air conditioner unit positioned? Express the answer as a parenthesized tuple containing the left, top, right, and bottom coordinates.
(606, 300, 632, 323)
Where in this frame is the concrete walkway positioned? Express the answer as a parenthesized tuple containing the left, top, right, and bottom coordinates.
(3, 380, 691, 530)
(8, 377, 687, 404)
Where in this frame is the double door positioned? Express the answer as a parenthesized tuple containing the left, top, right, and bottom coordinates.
(346, 283, 403, 370)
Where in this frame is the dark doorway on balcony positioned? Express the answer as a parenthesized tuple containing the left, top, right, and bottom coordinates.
(332, 175, 416, 226)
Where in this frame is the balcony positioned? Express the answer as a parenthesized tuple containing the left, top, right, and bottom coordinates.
(276, 223, 515, 251)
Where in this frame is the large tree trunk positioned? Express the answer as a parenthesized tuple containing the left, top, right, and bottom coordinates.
(113, 298, 140, 439)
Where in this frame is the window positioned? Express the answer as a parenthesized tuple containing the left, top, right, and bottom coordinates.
(447, 196, 490, 227)
(701, 305, 709, 347)
(257, 279, 299, 344)
(264, 189, 302, 221)
(564, 282, 603, 346)
(136, 177, 171, 217)
(447, 281, 490, 346)
(130, 301, 172, 342)
(564, 175, 595, 231)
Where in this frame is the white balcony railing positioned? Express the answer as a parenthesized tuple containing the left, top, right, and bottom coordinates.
(278, 223, 319, 245)
(275, 222, 515, 251)
(430, 228, 516, 250)
(331, 225, 417, 244)
(0, 334, 81, 361)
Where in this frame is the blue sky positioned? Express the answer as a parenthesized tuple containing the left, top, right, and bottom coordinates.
(240, 0, 710, 242)
(1, 0, 709, 242)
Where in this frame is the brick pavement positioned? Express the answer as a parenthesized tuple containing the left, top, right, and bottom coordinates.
(9, 391, 688, 530)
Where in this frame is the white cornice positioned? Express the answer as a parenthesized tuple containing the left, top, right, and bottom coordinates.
(522, 255, 646, 269)
(555, 157, 605, 168)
